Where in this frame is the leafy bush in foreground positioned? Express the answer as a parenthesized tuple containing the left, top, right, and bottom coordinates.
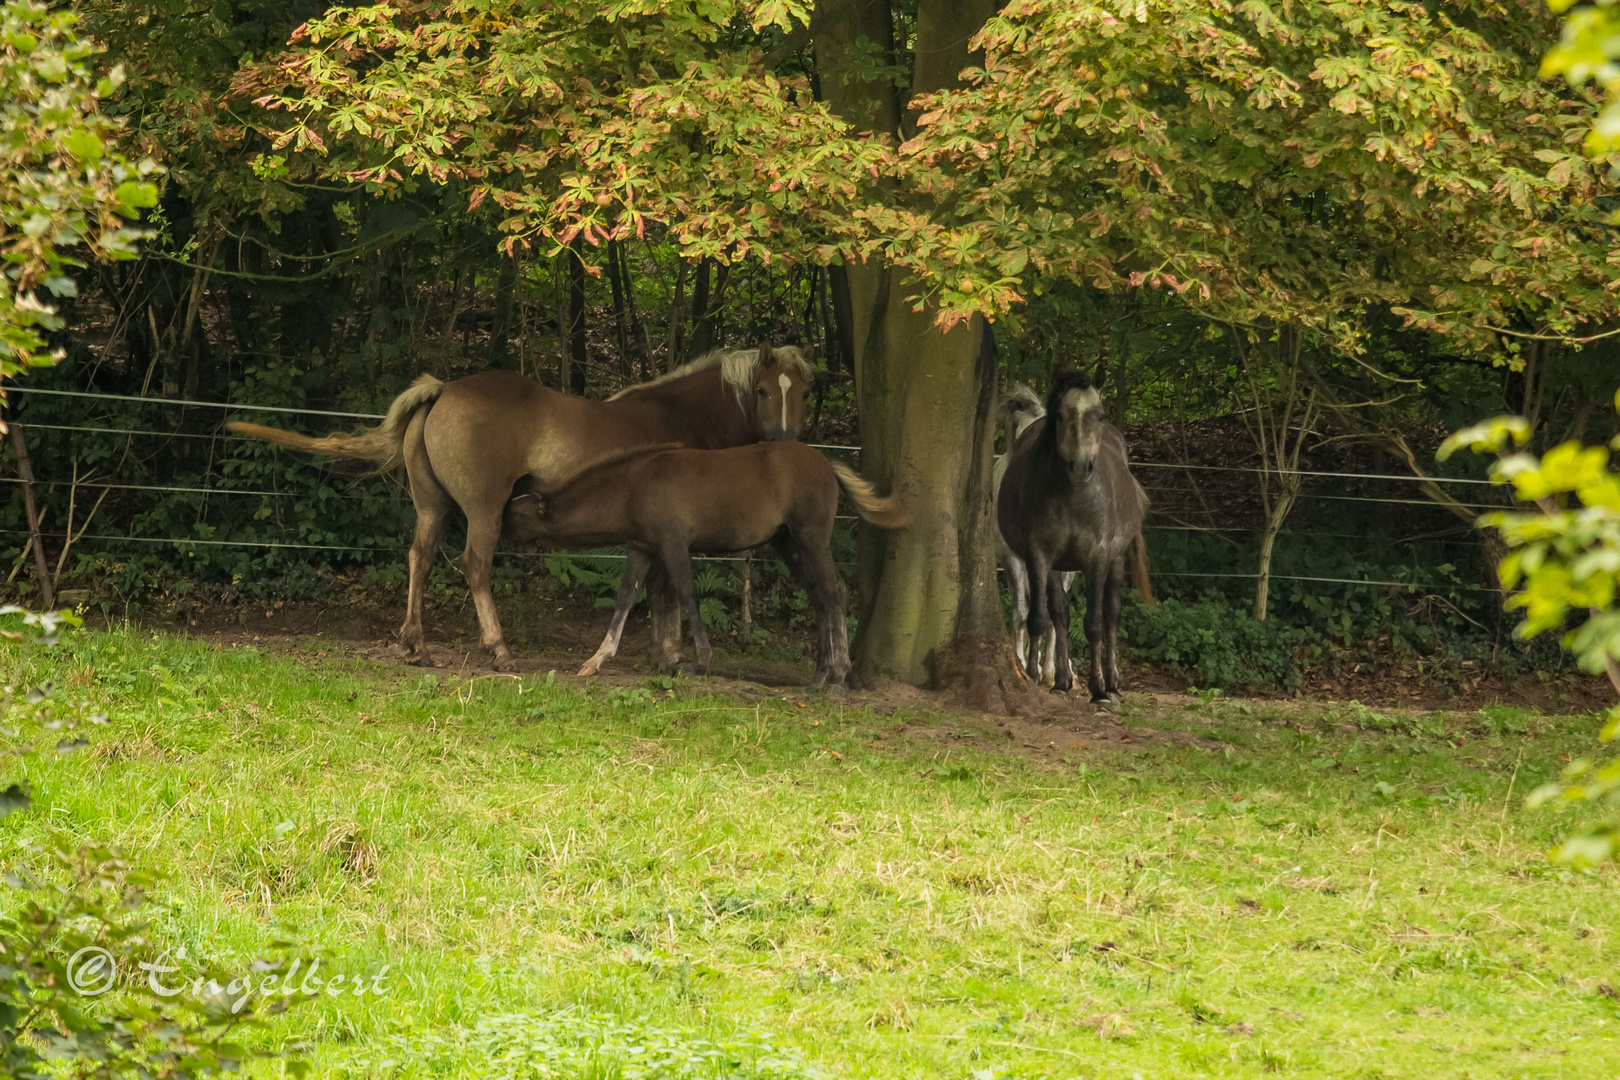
(1, 607, 307, 1077)
(1441, 394, 1620, 864)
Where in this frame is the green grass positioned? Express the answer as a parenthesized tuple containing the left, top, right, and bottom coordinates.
(4, 627, 1619, 1078)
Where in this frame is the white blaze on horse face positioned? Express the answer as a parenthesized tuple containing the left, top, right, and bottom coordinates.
(778, 372, 792, 433)
(1059, 387, 1104, 471)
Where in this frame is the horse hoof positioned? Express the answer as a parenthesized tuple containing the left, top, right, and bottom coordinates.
(1092, 696, 1121, 711)
(577, 662, 600, 678)
(492, 657, 518, 674)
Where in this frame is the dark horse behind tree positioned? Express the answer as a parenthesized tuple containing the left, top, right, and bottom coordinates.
(500, 441, 908, 688)
(997, 371, 1151, 702)
(226, 345, 815, 670)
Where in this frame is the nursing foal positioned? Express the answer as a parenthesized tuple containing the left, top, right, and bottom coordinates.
(502, 442, 907, 688)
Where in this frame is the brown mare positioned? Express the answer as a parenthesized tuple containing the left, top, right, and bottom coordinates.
(500, 441, 908, 688)
(226, 345, 816, 670)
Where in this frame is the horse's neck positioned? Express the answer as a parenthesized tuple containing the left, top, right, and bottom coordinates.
(611, 368, 754, 448)
(535, 476, 634, 544)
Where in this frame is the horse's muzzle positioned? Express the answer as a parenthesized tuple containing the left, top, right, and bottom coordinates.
(765, 428, 800, 442)
(1069, 458, 1096, 481)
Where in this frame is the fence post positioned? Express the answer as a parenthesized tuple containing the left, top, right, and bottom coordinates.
(6, 418, 55, 609)
(740, 550, 753, 635)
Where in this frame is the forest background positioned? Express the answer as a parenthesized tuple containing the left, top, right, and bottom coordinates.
(5, 0, 1620, 697)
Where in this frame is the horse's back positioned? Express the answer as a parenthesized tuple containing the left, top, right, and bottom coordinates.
(419, 372, 554, 496)
(1099, 424, 1146, 528)
(997, 417, 1048, 552)
(627, 442, 832, 550)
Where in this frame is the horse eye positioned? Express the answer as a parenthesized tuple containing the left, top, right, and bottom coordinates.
(757, 387, 768, 396)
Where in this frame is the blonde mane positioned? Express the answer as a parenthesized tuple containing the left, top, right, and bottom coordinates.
(607, 346, 815, 407)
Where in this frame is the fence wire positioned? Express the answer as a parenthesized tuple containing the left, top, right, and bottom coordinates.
(4, 389, 1502, 505)
(2, 386, 1513, 601)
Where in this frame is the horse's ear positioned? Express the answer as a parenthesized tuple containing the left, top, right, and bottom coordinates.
(757, 341, 772, 368)
(1090, 358, 1107, 389)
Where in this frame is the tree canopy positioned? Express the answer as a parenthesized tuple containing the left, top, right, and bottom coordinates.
(0, 0, 156, 380)
(904, 0, 1619, 350)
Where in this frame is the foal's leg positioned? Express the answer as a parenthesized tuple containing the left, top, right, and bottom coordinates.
(399, 411, 452, 665)
(462, 507, 516, 671)
(1082, 558, 1109, 703)
(1045, 571, 1077, 687)
(1005, 552, 1032, 680)
(776, 536, 834, 679)
(645, 560, 683, 672)
(794, 538, 850, 689)
(660, 541, 712, 674)
(1023, 552, 1053, 685)
(580, 548, 653, 677)
(1101, 555, 1126, 702)
(1048, 571, 1075, 695)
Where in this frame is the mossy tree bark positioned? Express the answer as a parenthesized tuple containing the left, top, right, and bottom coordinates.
(815, 0, 1013, 697)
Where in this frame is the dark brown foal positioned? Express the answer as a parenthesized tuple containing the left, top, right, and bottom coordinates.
(501, 442, 907, 688)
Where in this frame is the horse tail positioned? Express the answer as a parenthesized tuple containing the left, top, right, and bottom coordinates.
(831, 462, 910, 530)
(1130, 528, 1156, 606)
(226, 374, 445, 475)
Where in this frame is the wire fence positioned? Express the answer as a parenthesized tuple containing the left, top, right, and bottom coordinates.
(1, 384, 1509, 595)
(2, 384, 1504, 499)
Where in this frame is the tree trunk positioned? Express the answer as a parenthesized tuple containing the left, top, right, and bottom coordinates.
(1253, 490, 1299, 622)
(7, 420, 55, 608)
(827, 264, 856, 380)
(665, 260, 688, 372)
(606, 239, 634, 379)
(490, 254, 517, 368)
(617, 241, 655, 379)
(567, 242, 587, 395)
(817, 0, 1006, 695)
(688, 257, 713, 358)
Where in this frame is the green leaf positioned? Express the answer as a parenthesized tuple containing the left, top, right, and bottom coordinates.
(114, 181, 159, 213)
(62, 130, 102, 161)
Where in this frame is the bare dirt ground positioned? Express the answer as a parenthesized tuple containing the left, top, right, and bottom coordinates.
(92, 595, 1616, 767)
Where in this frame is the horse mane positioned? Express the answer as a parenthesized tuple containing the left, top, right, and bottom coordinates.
(999, 383, 1045, 439)
(606, 345, 815, 407)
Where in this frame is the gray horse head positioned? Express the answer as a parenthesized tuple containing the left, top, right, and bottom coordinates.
(1045, 370, 1105, 482)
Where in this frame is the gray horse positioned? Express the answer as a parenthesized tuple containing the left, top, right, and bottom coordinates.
(997, 371, 1151, 701)
(994, 384, 1074, 685)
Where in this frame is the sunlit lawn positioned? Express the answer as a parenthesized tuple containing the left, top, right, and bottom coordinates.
(5, 627, 1618, 1078)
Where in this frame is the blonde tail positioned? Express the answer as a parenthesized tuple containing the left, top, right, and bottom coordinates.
(225, 374, 445, 474)
(1131, 529, 1156, 605)
(831, 462, 909, 529)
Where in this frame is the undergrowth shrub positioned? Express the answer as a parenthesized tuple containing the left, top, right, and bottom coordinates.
(1121, 597, 1305, 692)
